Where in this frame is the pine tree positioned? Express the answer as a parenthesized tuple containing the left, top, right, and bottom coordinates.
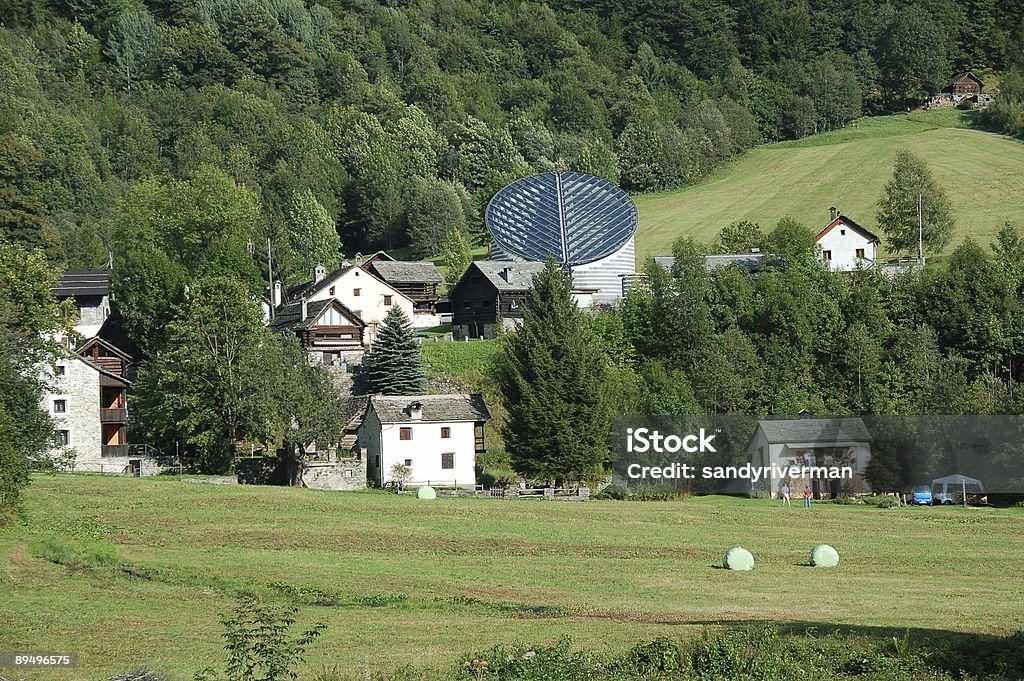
(364, 306, 426, 395)
(498, 260, 609, 484)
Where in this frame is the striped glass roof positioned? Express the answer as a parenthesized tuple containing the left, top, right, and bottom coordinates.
(485, 172, 638, 266)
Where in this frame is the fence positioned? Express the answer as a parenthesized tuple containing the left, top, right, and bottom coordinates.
(393, 482, 590, 501)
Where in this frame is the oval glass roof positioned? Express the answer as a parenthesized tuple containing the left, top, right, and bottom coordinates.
(485, 172, 638, 266)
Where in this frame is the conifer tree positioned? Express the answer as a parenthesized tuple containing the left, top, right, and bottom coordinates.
(364, 306, 426, 395)
(499, 260, 609, 484)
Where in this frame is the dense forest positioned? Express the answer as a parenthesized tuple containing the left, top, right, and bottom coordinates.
(2, 0, 1022, 289)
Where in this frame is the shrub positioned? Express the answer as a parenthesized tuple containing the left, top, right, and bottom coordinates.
(876, 496, 899, 508)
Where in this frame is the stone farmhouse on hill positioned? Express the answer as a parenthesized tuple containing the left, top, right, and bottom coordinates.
(747, 416, 872, 499)
(270, 297, 367, 371)
(358, 394, 490, 488)
(815, 207, 880, 272)
(946, 71, 983, 96)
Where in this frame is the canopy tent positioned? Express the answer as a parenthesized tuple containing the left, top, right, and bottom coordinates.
(931, 474, 985, 505)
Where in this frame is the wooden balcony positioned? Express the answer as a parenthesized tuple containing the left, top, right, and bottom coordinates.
(100, 407, 128, 423)
(101, 444, 129, 458)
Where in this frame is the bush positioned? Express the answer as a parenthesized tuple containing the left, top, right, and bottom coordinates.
(875, 496, 899, 508)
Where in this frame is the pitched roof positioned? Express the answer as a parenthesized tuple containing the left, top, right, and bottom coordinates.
(286, 264, 356, 301)
(76, 336, 133, 362)
(368, 394, 490, 423)
(76, 355, 131, 386)
(951, 71, 983, 86)
(756, 417, 871, 446)
(816, 215, 881, 244)
(471, 261, 547, 292)
(53, 269, 110, 297)
(270, 298, 365, 331)
(370, 260, 443, 284)
(654, 254, 767, 272)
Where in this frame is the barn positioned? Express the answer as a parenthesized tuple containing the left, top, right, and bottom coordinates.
(946, 72, 983, 96)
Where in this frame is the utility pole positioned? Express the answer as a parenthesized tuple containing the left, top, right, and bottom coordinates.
(917, 193, 924, 267)
(267, 237, 275, 321)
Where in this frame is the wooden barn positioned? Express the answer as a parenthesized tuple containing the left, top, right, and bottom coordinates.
(946, 72, 983, 96)
(449, 261, 546, 340)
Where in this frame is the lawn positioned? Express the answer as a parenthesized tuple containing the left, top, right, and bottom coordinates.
(2, 475, 1023, 679)
(633, 109, 1024, 261)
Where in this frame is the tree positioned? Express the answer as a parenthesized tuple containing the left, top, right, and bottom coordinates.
(363, 306, 426, 395)
(875, 6, 949, 102)
(106, 8, 158, 91)
(406, 176, 465, 258)
(0, 241, 74, 521)
(439, 227, 471, 286)
(498, 260, 609, 484)
(111, 243, 187, 355)
(133, 277, 276, 472)
(286, 188, 341, 277)
(716, 220, 766, 254)
(876, 150, 955, 258)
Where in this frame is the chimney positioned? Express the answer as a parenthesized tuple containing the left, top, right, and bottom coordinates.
(300, 297, 308, 321)
(314, 263, 326, 283)
(408, 401, 423, 421)
(499, 266, 511, 283)
(829, 206, 838, 222)
(273, 280, 282, 308)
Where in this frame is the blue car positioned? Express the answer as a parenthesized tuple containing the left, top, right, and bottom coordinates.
(910, 485, 933, 505)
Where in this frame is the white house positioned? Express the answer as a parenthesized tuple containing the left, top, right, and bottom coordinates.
(278, 263, 416, 345)
(357, 394, 490, 488)
(816, 208, 880, 272)
(746, 416, 872, 499)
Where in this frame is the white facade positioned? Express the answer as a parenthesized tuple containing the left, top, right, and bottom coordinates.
(304, 268, 416, 344)
(816, 217, 879, 272)
(358, 396, 488, 488)
(492, 235, 635, 305)
(746, 423, 872, 499)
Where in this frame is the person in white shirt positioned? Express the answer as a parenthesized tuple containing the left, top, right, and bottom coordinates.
(780, 483, 791, 507)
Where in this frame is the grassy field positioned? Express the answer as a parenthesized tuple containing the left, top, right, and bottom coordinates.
(2, 475, 1023, 679)
(633, 109, 1024, 261)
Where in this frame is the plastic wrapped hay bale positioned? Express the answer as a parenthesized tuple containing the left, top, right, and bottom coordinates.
(416, 486, 437, 500)
(723, 547, 754, 571)
(809, 544, 839, 567)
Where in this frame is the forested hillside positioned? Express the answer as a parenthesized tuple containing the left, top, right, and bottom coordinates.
(1, 0, 1021, 285)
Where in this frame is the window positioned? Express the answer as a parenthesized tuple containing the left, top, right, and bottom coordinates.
(353, 288, 361, 296)
(329, 286, 335, 295)
(55, 365, 66, 376)
(400, 427, 412, 440)
(822, 250, 832, 261)
(840, 229, 846, 236)
(441, 427, 451, 439)
(856, 248, 865, 259)
(384, 295, 393, 306)
(56, 430, 70, 446)
(404, 458, 413, 467)
(53, 399, 67, 414)
(441, 452, 455, 470)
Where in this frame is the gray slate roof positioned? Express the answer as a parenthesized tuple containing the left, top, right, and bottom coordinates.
(472, 261, 547, 292)
(286, 264, 355, 301)
(270, 299, 363, 331)
(369, 394, 490, 423)
(371, 261, 443, 284)
(654, 254, 767, 272)
(53, 269, 110, 297)
(756, 417, 872, 445)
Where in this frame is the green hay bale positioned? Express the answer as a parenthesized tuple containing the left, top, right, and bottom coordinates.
(416, 486, 437, 500)
(810, 544, 839, 567)
(723, 546, 754, 571)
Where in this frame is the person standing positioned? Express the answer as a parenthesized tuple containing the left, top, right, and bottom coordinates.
(780, 483, 791, 507)
(803, 486, 812, 508)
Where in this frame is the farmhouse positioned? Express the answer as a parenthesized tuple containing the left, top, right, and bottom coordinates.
(360, 252, 443, 327)
(816, 208, 880, 272)
(746, 416, 872, 499)
(42, 338, 161, 475)
(449, 261, 547, 340)
(52, 268, 112, 338)
(358, 394, 490, 488)
(270, 297, 366, 369)
(274, 262, 416, 343)
(946, 71, 984, 96)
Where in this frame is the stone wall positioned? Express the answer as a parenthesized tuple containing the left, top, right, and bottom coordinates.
(236, 456, 288, 485)
(300, 458, 367, 491)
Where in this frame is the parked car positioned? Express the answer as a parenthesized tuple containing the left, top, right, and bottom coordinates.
(910, 485, 933, 505)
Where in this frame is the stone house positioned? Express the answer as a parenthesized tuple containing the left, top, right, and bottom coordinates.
(52, 268, 112, 339)
(358, 394, 490, 488)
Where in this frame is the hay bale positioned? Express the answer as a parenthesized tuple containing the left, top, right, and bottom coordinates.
(416, 486, 437, 500)
(723, 546, 754, 571)
(809, 544, 839, 567)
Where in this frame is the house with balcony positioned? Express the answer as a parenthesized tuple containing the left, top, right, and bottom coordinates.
(357, 394, 490, 488)
(270, 297, 366, 369)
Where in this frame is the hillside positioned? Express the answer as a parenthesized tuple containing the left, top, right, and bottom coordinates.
(634, 110, 1024, 260)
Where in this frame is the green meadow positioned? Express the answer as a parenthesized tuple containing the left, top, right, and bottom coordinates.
(633, 109, 1024, 261)
(2, 474, 1023, 679)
